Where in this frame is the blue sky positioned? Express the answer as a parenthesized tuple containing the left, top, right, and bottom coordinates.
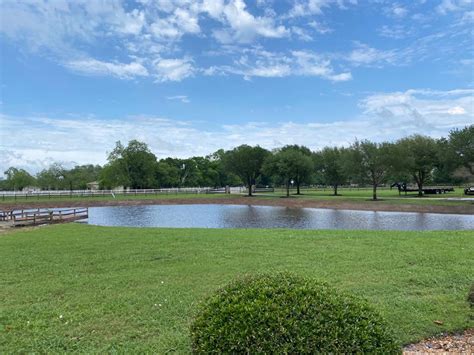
(0, 0, 473, 173)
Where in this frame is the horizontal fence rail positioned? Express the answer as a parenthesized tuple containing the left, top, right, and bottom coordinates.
(0, 185, 461, 200)
(0, 208, 88, 226)
(0, 187, 232, 200)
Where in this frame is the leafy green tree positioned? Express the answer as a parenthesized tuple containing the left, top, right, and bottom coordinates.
(208, 149, 242, 187)
(350, 140, 395, 200)
(224, 145, 270, 196)
(279, 145, 314, 194)
(263, 149, 299, 197)
(191, 156, 221, 187)
(155, 160, 180, 187)
(396, 135, 439, 197)
(66, 165, 102, 189)
(313, 147, 349, 196)
(101, 140, 157, 189)
(4, 167, 36, 191)
(159, 157, 205, 187)
(448, 125, 473, 176)
(264, 147, 314, 196)
(0, 178, 7, 190)
(36, 163, 66, 190)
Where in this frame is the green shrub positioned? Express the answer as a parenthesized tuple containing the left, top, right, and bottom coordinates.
(190, 273, 400, 354)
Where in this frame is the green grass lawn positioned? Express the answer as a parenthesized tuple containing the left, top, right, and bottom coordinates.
(1, 187, 472, 207)
(0, 192, 232, 205)
(265, 187, 473, 206)
(1, 224, 472, 352)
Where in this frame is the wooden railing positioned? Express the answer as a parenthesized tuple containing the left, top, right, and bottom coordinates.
(0, 208, 88, 226)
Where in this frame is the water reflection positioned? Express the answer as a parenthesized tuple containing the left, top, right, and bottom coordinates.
(86, 204, 474, 231)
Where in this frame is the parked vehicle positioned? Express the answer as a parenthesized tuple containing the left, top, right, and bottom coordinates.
(464, 187, 474, 195)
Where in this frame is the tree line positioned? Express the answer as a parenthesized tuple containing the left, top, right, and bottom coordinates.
(2, 125, 472, 200)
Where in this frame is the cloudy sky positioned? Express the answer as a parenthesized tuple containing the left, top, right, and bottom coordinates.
(0, 0, 473, 174)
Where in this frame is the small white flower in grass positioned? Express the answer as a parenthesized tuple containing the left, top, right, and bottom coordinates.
(27, 321, 30, 325)
(161, 281, 164, 284)
(59, 315, 63, 319)
(159, 304, 162, 307)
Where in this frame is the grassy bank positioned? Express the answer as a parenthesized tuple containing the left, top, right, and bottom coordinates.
(0, 192, 231, 205)
(1, 224, 473, 352)
(266, 187, 473, 207)
(1, 187, 472, 208)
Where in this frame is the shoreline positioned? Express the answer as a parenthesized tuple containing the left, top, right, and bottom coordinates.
(1, 196, 473, 215)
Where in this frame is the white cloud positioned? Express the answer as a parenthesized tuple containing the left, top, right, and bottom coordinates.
(347, 43, 396, 67)
(437, 0, 474, 14)
(205, 48, 351, 82)
(291, 26, 313, 41)
(387, 4, 408, 18)
(291, 51, 352, 81)
(153, 57, 195, 82)
(308, 21, 333, 34)
(0, 0, 145, 54)
(149, 7, 200, 40)
(4, 88, 470, 174)
(378, 25, 411, 39)
(66, 58, 148, 79)
(448, 106, 466, 115)
(166, 95, 190, 103)
(1, 0, 470, 86)
(206, 0, 289, 43)
(360, 89, 473, 130)
(288, 0, 357, 17)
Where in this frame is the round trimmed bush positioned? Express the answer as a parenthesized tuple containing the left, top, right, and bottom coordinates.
(190, 273, 400, 354)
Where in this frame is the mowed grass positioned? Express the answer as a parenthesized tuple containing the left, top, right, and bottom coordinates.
(1, 187, 472, 207)
(267, 187, 473, 206)
(0, 224, 473, 352)
(0, 192, 232, 205)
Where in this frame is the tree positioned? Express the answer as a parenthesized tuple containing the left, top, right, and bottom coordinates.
(101, 140, 157, 189)
(36, 163, 66, 190)
(396, 135, 439, 197)
(264, 147, 314, 197)
(350, 140, 394, 200)
(279, 145, 314, 195)
(4, 167, 36, 191)
(448, 125, 474, 176)
(155, 160, 180, 187)
(224, 145, 270, 196)
(313, 147, 349, 196)
(208, 149, 242, 187)
(66, 165, 102, 190)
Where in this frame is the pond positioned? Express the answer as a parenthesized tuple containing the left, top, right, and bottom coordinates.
(86, 204, 474, 231)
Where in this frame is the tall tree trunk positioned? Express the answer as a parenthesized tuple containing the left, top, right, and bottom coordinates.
(416, 171, 423, 197)
(296, 181, 301, 195)
(417, 182, 423, 197)
(286, 181, 290, 197)
(372, 184, 377, 200)
(334, 184, 338, 196)
(247, 177, 252, 196)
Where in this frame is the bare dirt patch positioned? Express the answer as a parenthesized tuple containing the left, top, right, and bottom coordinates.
(1, 195, 473, 215)
(404, 328, 473, 354)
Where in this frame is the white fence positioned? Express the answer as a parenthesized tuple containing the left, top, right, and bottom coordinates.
(0, 187, 254, 200)
(2, 188, 212, 198)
